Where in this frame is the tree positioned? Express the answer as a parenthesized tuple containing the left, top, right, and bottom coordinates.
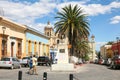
(76, 39, 91, 57)
(96, 51, 101, 59)
(106, 41, 114, 45)
(83, 53, 90, 61)
(54, 4, 90, 55)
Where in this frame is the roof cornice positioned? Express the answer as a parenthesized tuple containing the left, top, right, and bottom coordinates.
(0, 16, 26, 30)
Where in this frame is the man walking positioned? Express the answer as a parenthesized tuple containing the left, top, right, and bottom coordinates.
(32, 55, 38, 75)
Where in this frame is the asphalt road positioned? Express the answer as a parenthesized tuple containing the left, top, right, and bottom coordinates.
(0, 63, 120, 80)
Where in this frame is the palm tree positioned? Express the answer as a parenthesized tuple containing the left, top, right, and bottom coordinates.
(54, 4, 90, 55)
(76, 39, 91, 57)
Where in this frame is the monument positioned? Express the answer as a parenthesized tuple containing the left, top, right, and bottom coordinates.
(51, 35, 74, 71)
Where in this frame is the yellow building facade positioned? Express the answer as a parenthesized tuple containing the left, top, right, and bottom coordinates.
(0, 16, 50, 59)
(25, 26, 50, 57)
(0, 16, 26, 59)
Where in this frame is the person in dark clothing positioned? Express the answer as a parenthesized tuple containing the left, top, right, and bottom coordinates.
(29, 56, 33, 74)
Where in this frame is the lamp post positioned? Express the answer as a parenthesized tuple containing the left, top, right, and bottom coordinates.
(116, 37, 119, 55)
(2, 26, 6, 57)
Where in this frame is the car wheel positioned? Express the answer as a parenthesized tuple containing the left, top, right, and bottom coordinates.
(109, 61, 113, 68)
(11, 65, 14, 70)
(108, 62, 113, 69)
(113, 65, 116, 69)
(27, 64, 29, 67)
(49, 63, 51, 66)
(25, 64, 27, 67)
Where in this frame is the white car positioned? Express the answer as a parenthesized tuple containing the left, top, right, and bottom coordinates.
(0, 57, 21, 69)
(20, 57, 30, 67)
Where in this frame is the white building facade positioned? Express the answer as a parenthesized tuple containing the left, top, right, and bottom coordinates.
(89, 35, 96, 61)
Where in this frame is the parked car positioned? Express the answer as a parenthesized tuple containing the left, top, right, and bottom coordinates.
(37, 56, 51, 66)
(110, 55, 120, 69)
(106, 58, 112, 66)
(94, 59, 99, 64)
(20, 56, 30, 67)
(0, 57, 21, 69)
(102, 58, 108, 65)
(98, 59, 104, 65)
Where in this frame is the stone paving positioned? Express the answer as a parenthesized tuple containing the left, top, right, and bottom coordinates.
(21, 64, 85, 80)
(0, 63, 88, 80)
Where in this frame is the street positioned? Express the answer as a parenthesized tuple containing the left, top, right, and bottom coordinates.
(0, 63, 120, 80)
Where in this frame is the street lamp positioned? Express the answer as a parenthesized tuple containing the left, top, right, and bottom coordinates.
(2, 26, 6, 57)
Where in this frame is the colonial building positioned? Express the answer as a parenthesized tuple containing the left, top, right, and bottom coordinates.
(89, 35, 96, 61)
(0, 16, 50, 59)
(44, 21, 57, 48)
(0, 16, 26, 59)
(25, 26, 50, 57)
(44, 22, 69, 60)
(111, 41, 120, 55)
(100, 45, 112, 59)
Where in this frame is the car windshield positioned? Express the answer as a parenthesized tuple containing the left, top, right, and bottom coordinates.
(39, 57, 45, 60)
(38, 57, 49, 60)
(1, 58, 10, 61)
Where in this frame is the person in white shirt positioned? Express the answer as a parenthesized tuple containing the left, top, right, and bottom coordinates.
(32, 55, 38, 75)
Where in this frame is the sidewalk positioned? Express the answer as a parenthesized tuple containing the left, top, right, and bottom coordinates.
(42, 63, 86, 73)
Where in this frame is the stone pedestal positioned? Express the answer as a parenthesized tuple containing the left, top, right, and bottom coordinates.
(51, 63, 74, 71)
(51, 43, 74, 71)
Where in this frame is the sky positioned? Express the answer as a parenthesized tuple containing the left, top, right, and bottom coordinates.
(0, 0, 120, 51)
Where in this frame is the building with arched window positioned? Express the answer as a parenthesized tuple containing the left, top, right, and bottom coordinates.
(0, 16, 50, 59)
(0, 16, 26, 59)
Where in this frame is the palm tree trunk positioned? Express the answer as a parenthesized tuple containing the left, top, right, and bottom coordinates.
(71, 40, 74, 56)
(69, 25, 74, 56)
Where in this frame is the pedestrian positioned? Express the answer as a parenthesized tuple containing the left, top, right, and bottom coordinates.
(32, 55, 38, 75)
(29, 56, 33, 75)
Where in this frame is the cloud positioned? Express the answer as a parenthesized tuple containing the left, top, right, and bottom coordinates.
(96, 42, 107, 51)
(84, 1, 120, 16)
(57, 1, 120, 16)
(0, 0, 56, 33)
(29, 22, 54, 33)
(110, 16, 120, 24)
(0, 0, 56, 24)
(96, 42, 107, 46)
(0, 0, 120, 33)
(57, 1, 88, 12)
